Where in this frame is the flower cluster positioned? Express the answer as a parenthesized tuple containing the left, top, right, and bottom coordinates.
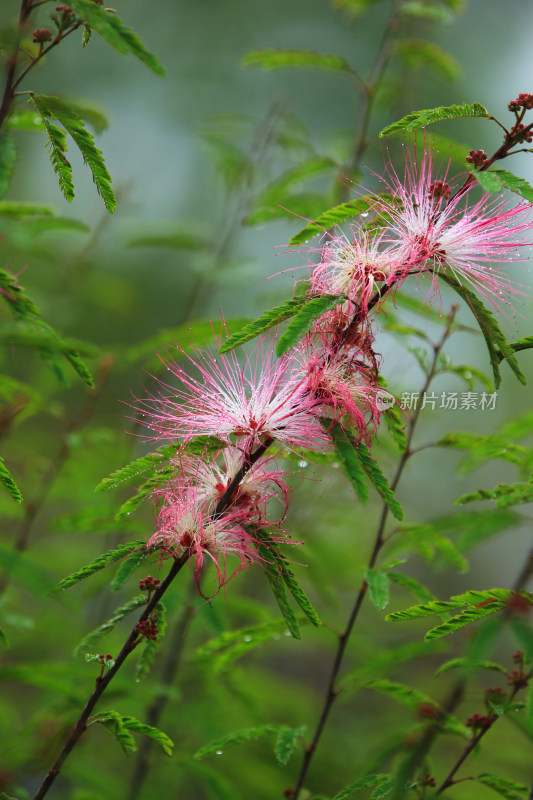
(137, 141, 532, 592)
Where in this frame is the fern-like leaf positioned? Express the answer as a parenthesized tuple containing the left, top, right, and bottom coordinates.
(289, 196, 389, 246)
(67, 0, 165, 75)
(276, 294, 346, 355)
(193, 724, 283, 760)
(354, 440, 404, 520)
(379, 102, 489, 137)
(242, 49, 353, 73)
(219, 298, 308, 354)
(32, 95, 115, 212)
(74, 595, 146, 656)
(0, 457, 22, 503)
(30, 95, 74, 202)
(51, 541, 145, 593)
(328, 421, 369, 503)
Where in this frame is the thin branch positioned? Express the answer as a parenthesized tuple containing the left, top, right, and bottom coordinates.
(0, 0, 33, 130)
(290, 308, 458, 799)
(31, 436, 274, 799)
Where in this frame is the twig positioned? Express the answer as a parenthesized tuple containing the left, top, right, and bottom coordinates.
(31, 436, 274, 799)
(0, 0, 33, 130)
(290, 309, 458, 799)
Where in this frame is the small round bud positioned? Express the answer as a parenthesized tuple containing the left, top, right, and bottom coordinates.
(33, 28, 53, 43)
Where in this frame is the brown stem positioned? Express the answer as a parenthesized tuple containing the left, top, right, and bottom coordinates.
(125, 583, 195, 800)
(31, 436, 274, 799)
(291, 309, 458, 799)
(11, 22, 82, 94)
(435, 684, 523, 795)
(0, 0, 33, 130)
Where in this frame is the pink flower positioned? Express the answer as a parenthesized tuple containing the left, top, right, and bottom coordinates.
(142, 337, 329, 452)
(375, 146, 532, 310)
(301, 345, 383, 442)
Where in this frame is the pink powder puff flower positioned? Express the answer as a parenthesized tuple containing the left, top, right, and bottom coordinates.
(302, 345, 382, 442)
(310, 228, 406, 313)
(142, 337, 330, 452)
(191, 446, 292, 522)
(374, 145, 533, 311)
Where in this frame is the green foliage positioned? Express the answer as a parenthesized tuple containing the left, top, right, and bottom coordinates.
(471, 167, 533, 203)
(0, 544, 54, 596)
(91, 710, 173, 755)
(475, 773, 528, 799)
(339, 640, 444, 695)
(126, 318, 251, 365)
(289, 196, 390, 245)
(114, 467, 174, 520)
(31, 94, 116, 212)
(332, 774, 393, 800)
(0, 201, 55, 218)
(110, 550, 147, 591)
(129, 231, 210, 250)
(197, 618, 292, 675)
(74, 596, 146, 656)
(387, 572, 435, 604)
(242, 49, 353, 73)
(67, 0, 165, 74)
(439, 273, 525, 388)
(332, 0, 384, 18)
(0, 133, 16, 199)
(395, 40, 460, 81)
(0, 627, 9, 648)
(0, 457, 22, 503)
(276, 294, 346, 356)
(218, 299, 307, 354)
(136, 601, 167, 680)
(354, 441, 404, 520)
(438, 431, 527, 472)
(329, 422, 369, 503)
(51, 541, 145, 593)
(365, 679, 467, 736)
(401, 2, 453, 22)
(509, 335, 533, 354)
(274, 725, 306, 766)
(379, 102, 489, 137)
(456, 478, 533, 508)
(96, 443, 183, 492)
(392, 522, 468, 572)
(193, 723, 283, 760)
(255, 528, 320, 637)
(365, 567, 390, 610)
(434, 657, 508, 677)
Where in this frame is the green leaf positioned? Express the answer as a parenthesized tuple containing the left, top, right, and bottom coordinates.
(438, 431, 526, 472)
(242, 49, 353, 73)
(366, 679, 467, 736)
(379, 102, 489, 137)
(110, 551, 146, 592)
(6, 108, 46, 131)
(96, 443, 183, 492)
(332, 0, 384, 18)
(401, 2, 453, 22)
(91, 710, 136, 752)
(510, 335, 533, 354)
(366, 568, 390, 610)
(332, 775, 392, 800)
(456, 478, 533, 508)
(119, 715, 173, 756)
(193, 723, 283, 760)
(51, 541, 145, 593)
(30, 95, 74, 202)
(0, 201, 55, 218)
(0, 628, 8, 648)
(434, 657, 508, 677)
(424, 599, 513, 641)
(255, 535, 300, 639)
(393, 523, 468, 572)
(32, 95, 115, 212)
(0, 544, 53, 596)
(197, 618, 292, 675)
(114, 466, 175, 520)
(395, 41, 460, 81)
(387, 572, 435, 605)
(67, 0, 165, 75)
(339, 640, 443, 694)
(276, 294, 346, 356)
(0, 457, 22, 503)
(328, 422, 369, 503)
(218, 298, 308, 354)
(135, 601, 167, 681)
(476, 773, 528, 800)
(439, 273, 525, 388)
(354, 440, 404, 520)
(274, 725, 306, 767)
(0, 133, 16, 199)
(74, 596, 146, 656)
(471, 167, 533, 204)
(289, 196, 389, 246)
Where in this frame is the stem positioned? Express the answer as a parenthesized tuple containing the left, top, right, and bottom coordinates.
(435, 683, 523, 795)
(0, 0, 33, 130)
(11, 22, 82, 93)
(291, 309, 458, 799)
(32, 436, 274, 800)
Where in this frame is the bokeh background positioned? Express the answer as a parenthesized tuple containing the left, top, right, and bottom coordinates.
(1, 0, 533, 798)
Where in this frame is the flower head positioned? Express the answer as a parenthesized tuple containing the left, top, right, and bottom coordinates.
(141, 337, 329, 452)
(374, 146, 533, 311)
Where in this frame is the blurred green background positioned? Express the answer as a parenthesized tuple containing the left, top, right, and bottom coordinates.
(1, 1, 533, 798)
